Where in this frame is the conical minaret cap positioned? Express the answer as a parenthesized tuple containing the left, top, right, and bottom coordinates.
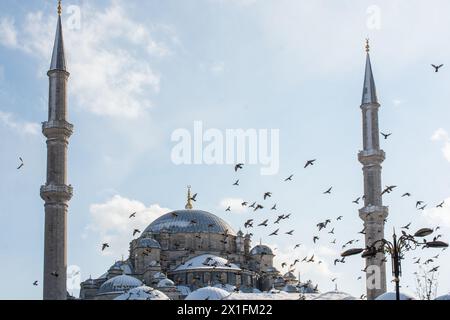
(50, 2, 67, 71)
(361, 39, 378, 105)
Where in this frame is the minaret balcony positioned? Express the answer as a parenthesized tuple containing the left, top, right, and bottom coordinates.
(42, 120, 74, 138)
(358, 205, 388, 221)
(358, 149, 385, 164)
(40, 184, 73, 202)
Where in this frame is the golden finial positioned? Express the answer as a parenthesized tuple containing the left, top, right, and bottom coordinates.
(57, 0, 62, 16)
(365, 38, 370, 53)
(185, 185, 193, 210)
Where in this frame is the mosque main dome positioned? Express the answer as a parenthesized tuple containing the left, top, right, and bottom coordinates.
(143, 209, 236, 236)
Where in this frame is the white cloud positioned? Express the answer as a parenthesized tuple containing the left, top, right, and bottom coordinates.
(423, 197, 450, 228)
(86, 195, 171, 257)
(0, 111, 40, 135)
(0, 17, 17, 48)
(218, 197, 248, 213)
(431, 128, 450, 162)
(393, 99, 404, 107)
(0, 2, 176, 119)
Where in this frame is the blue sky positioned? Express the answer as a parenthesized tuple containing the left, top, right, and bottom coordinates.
(1, 0, 450, 299)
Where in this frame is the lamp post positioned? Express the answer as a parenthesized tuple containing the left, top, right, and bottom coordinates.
(342, 228, 448, 301)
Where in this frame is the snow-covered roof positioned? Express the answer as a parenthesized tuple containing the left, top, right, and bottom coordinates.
(185, 287, 231, 300)
(114, 286, 170, 300)
(312, 291, 357, 300)
(435, 293, 450, 300)
(213, 283, 237, 292)
(282, 285, 299, 293)
(174, 254, 241, 271)
(98, 275, 142, 295)
(375, 291, 416, 300)
(176, 286, 191, 296)
(157, 278, 175, 288)
(225, 292, 317, 300)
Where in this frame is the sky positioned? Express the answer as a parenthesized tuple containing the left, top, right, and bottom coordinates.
(1, 0, 450, 300)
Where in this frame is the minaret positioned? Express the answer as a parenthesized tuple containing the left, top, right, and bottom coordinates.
(185, 185, 193, 210)
(358, 39, 388, 300)
(40, 0, 73, 300)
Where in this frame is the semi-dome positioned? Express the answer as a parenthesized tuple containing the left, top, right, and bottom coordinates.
(144, 210, 236, 235)
(98, 275, 142, 295)
(185, 287, 230, 300)
(137, 237, 161, 249)
(114, 286, 170, 300)
(250, 245, 273, 256)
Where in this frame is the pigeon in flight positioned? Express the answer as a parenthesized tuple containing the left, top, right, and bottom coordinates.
(269, 229, 279, 236)
(133, 229, 141, 236)
(271, 204, 277, 210)
(304, 160, 316, 168)
(264, 192, 272, 200)
(129, 212, 137, 219)
(226, 206, 231, 212)
(258, 219, 269, 227)
(33, 281, 38, 286)
(323, 187, 333, 195)
(416, 201, 424, 208)
(235, 163, 244, 172)
(353, 197, 361, 204)
(381, 132, 392, 140)
(402, 222, 411, 230)
(285, 175, 294, 182)
(436, 201, 445, 208)
(285, 230, 294, 236)
(17, 157, 24, 170)
(102, 243, 110, 251)
(233, 180, 240, 186)
(337, 216, 343, 221)
(431, 64, 444, 72)
(402, 193, 411, 197)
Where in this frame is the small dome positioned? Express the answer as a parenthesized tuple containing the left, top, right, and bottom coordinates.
(153, 272, 167, 280)
(282, 284, 299, 293)
(157, 278, 175, 288)
(250, 245, 273, 256)
(435, 293, 450, 300)
(274, 277, 285, 284)
(174, 254, 240, 271)
(185, 287, 230, 300)
(114, 286, 170, 300)
(283, 272, 296, 280)
(375, 292, 416, 300)
(108, 260, 134, 275)
(313, 291, 357, 300)
(98, 275, 142, 295)
(137, 238, 161, 249)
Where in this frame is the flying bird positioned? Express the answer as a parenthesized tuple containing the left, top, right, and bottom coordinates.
(235, 163, 244, 172)
(402, 193, 411, 197)
(328, 228, 335, 235)
(33, 281, 38, 286)
(436, 201, 445, 208)
(133, 229, 141, 236)
(337, 216, 343, 221)
(226, 206, 231, 212)
(353, 197, 361, 204)
(323, 187, 333, 195)
(285, 230, 294, 236)
(129, 212, 137, 219)
(381, 132, 392, 140)
(271, 204, 277, 210)
(264, 192, 272, 200)
(313, 236, 319, 243)
(241, 202, 248, 207)
(416, 201, 424, 208)
(418, 205, 427, 211)
(258, 219, 269, 227)
(254, 204, 264, 211)
(102, 243, 110, 251)
(233, 180, 240, 186)
(285, 175, 294, 182)
(402, 223, 411, 230)
(431, 64, 444, 72)
(17, 157, 24, 170)
(294, 244, 301, 249)
(304, 160, 316, 168)
(269, 229, 279, 236)
(381, 185, 397, 196)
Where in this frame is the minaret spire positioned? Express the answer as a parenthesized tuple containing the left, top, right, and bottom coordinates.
(41, 2, 73, 300)
(357, 39, 388, 300)
(50, 1, 66, 71)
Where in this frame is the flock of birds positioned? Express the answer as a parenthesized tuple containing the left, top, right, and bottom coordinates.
(25, 63, 447, 296)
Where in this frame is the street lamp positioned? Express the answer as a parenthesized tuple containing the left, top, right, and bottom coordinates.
(342, 228, 448, 301)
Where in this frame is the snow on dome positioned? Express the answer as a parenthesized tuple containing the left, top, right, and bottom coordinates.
(157, 278, 175, 288)
(313, 291, 357, 300)
(282, 285, 299, 293)
(108, 260, 134, 275)
(375, 291, 416, 300)
(174, 254, 241, 271)
(153, 272, 167, 280)
(186, 287, 231, 300)
(114, 286, 170, 300)
(144, 210, 236, 235)
(435, 293, 450, 300)
(250, 245, 273, 256)
(137, 238, 161, 249)
(98, 275, 142, 295)
(177, 286, 191, 296)
(213, 283, 237, 292)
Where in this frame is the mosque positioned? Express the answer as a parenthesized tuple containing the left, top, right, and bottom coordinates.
(78, 189, 292, 300)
